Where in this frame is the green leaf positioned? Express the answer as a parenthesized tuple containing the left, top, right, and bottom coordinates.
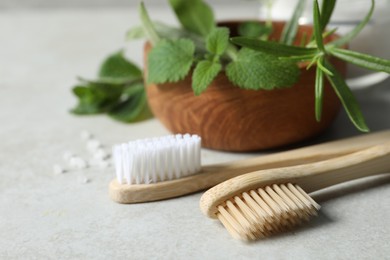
(238, 21, 272, 38)
(323, 60, 369, 132)
(169, 0, 215, 36)
(226, 48, 300, 90)
(319, 0, 336, 31)
(139, 2, 160, 45)
(71, 86, 101, 114)
(126, 22, 206, 54)
(71, 83, 122, 115)
(147, 39, 195, 83)
(192, 60, 222, 95)
(280, 0, 306, 45)
(315, 57, 324, 121)
(231, 37, 319, 57)
(108, 85, 153, 123)
(313, 0, 325, 52)
(316, 58, 333, 76)
(125, 26, 145, 40)
(98, 51, 142, 83)
(329, 48, 390, 73)
(206, 27, 230, 56)
(330, 0, 375, 47)
(279, 54, 316, 62)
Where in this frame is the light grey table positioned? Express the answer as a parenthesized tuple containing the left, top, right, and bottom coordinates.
(1, 6, 389, 259)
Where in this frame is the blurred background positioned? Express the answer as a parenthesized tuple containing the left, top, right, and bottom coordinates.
(0, 0, 237, 9)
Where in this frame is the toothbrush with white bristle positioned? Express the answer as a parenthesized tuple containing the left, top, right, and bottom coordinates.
(109, 130, 390, 204)
(113, 134, 201, 185)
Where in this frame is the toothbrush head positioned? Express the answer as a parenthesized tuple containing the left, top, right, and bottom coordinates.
(202, 183, 320, 241)
(113, 134, 201, 185)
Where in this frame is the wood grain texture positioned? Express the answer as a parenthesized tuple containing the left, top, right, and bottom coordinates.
(144, 21, 346, 152)
(109, 130, 390, 204)
(200, 142, 390, 218)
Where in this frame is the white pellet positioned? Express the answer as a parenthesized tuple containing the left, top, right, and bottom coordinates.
(87, 139, 102, 152)
(63, 151, 74, 162)
(80, 130, 93, 141)
(93, 148, 109, 160)
(78, 176, 90, 184)
(53, 164, 65, 174)
(70, 157, 88, 169)
(97, 160, 111, 169)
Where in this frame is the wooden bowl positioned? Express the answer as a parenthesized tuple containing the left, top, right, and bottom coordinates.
(144, 21, 346, 152)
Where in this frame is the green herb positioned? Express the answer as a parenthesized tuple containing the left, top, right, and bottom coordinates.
(147, 39, 195, 83)
(98, 51, 142, 83)
(329, 48, 390, 73)
(206, 27, 230, 56)
(319, 0, 336, 31)
(139, 1, 160, 46)
(323, 60, 369, 132)
(280, 0, 306, 45)
(238, 21, 272, 39)
(330, 0, 375, 47)
(192, 61, 222, 95)
(191, 27, 229, 95)
(226, 48, 300, 90)
(231, 0, 390, 131)
(71, 51, 152, 123)
(71, 0, 390, 132)
(231, 37, 319, 57)
(108, 83, 153, 123)
(168, 0, 215, 36)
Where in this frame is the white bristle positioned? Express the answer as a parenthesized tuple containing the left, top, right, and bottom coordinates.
(113, 134, 202, 184)
(216, 183, 320, 241)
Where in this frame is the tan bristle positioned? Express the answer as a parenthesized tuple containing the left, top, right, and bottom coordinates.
(215, 183, 320, 241)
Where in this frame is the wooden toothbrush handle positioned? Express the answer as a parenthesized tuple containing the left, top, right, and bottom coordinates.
(110, 131, 390, 204)
(200, 143, 390, 218)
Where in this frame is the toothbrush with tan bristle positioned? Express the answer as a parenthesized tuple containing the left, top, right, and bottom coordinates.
(199, 142, 390, 241)
(108, 130, 390, 204)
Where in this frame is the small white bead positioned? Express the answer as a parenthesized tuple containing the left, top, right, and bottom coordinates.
(97, 160, 111, 169)
(53, 164, 65, 174)
(63, 151, 74, 162)
(80, 130, 93, 141)
(87, 139, 102, 152)
(78, 176, 90, 184)
(70, 157, 88, 169)
(94, 148, 109, 160)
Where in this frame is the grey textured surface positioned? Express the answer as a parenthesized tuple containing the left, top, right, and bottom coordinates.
(0, 5, 390, 260)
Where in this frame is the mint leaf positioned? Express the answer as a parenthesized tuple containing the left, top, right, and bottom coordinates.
(71, 86, 102, 114)
(147, 39, 195, 83)
(238, 22, 272, 38)
(125, 26, 145, 40)
(169, 0, 215, 36)
(98, 51, 142, 83)
(192, 60, 221, 95)
(226, 48, 300, 90)
(206, 27, 230, 56)
(71, 83, 123, 115)
(108, 84, 153, 123)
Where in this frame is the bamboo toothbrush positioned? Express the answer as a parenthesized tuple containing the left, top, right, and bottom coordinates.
(109, 130, 390, 203)
(199, 142, 390, 241)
